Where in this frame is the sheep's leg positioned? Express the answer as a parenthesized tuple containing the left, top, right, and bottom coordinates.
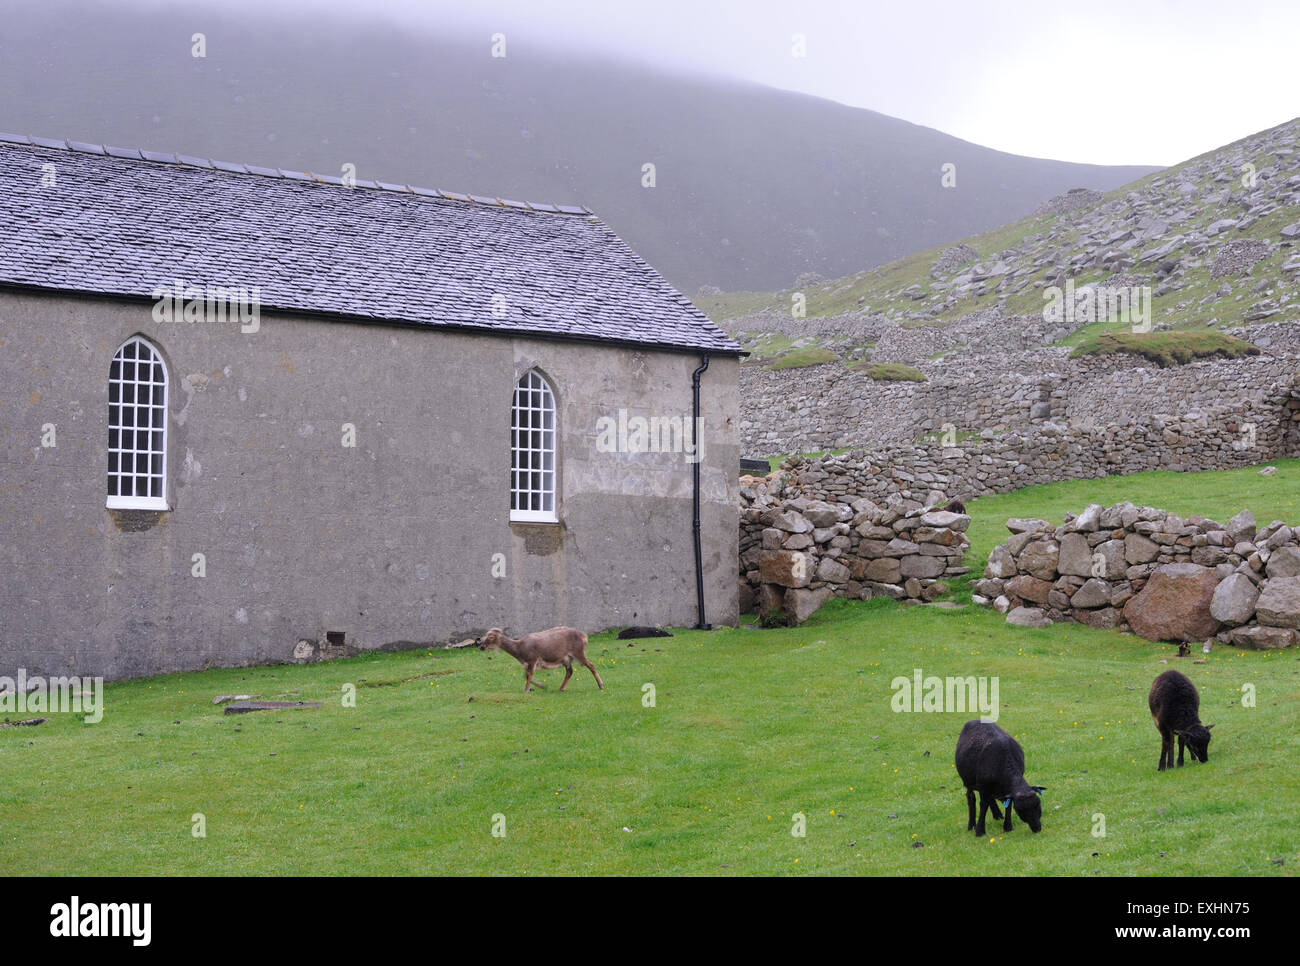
(965, 789, 977, 830)
(1176, 734, 1185, 767)
(1158, 730, 1171, 771)
(1003, 802, 1014, 833)
(559, 666, 574, 691)
(975, 794, 990, 837)
(582, 658, 605, 690)
(989, 799, 1003, 820)
(524, 662, 539, 693)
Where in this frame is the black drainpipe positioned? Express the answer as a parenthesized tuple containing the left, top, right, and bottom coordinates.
(691, 353, 711, 630)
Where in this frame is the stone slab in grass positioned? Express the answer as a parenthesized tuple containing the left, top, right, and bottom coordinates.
(1007, 606, 1051, 628)
(223, 701, 323, 715)
(212, 694, 261, 705)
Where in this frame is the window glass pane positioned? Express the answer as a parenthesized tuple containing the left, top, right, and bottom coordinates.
(511, 372, 557, 518)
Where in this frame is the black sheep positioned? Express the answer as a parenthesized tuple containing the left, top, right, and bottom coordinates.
(941, 499, 967, 515)
(1148, 669, 1214, 771)
(955, 721, 1045, 836)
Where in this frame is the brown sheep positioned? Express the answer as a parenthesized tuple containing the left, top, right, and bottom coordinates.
(479, 626, 604, 694)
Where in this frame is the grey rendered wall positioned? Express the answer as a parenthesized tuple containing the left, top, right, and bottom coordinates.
(0, 290, 739, 680)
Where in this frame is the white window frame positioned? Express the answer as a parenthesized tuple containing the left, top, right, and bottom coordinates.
(106, 335, 169, 511)
(510, 370, 558, 523)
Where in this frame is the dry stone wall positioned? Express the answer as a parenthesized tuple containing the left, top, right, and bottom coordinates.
(741, 341, 1299, 457)
(774, 390, 1300, 509)
(975, 503, 1300, 650)
(739, 493, 971, 621)
(741, 358, 1058, 454)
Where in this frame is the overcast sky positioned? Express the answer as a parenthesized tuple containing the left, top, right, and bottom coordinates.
(130, 0, 1299, 167)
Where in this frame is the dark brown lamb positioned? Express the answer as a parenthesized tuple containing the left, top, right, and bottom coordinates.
(955, 721, 1045, 837)
(1148, 669, 1214, 771)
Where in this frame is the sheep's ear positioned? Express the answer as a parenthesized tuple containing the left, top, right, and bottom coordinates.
(1032, 786, 1046, 796)
(1206, 724, 1215, 730)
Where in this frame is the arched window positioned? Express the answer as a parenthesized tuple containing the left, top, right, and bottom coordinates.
(107, 336, 168, 510)
(510, 370, 557, 522)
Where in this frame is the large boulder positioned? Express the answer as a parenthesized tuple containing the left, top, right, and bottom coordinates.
(760, 550, 812, 588)
(919, 510, 970, 532)
(1092, 539, 1128, 579)
(1121, 563, 1220, 642)
(863, 557, 902, 583)
(1071, 504, 1104, 532)
(900, 555, 945, 579)
(784, 587, 833, 625)
(1209, 572, 1259, 626)
(1018, 539, 1061, 580)
(1006, 575, 1053, 605)
(1264, 546, 1300, 579)
(1226, 509, 1256, 544)
(803, 502, 842, 528)
(985, 544, 1017, 578)
(1226, 625, 1296, 650)
(1124, 533, 1160, 564)
(1254, 576, 1300, 628)
(1057, 532, 1094, 577)
(771, 511, 812, 534)
(815, 557, 851, 584)
(1077, 607, 1122, 630)
(1007, 518, 1051, 534)
(1070, 578, 1112, 609)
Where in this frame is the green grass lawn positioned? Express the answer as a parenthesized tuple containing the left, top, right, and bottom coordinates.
(4, 465, 1299, 876)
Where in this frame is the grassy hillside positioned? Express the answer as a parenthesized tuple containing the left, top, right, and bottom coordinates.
(699, 118, 1299, 351)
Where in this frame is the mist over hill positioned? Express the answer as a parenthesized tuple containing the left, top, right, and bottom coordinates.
(0, 1, 1158, 291)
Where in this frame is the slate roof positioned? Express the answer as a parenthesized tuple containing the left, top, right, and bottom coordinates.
(0, 134, 741, 355)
